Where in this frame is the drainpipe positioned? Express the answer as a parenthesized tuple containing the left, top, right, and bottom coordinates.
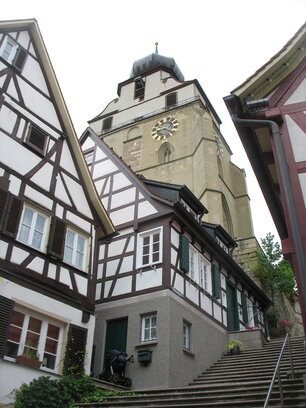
(226, 99, 306, 336)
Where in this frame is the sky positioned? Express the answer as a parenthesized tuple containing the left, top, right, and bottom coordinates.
(2, 0, 306, 245)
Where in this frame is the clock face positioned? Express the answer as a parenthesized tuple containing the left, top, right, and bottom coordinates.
(152, 116, 178, 140)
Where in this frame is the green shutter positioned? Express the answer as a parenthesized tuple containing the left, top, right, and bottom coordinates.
(212, 264, 221, 298)
(253, 305, 259, 325)
(179, 234, 189, 273)
(241, 293, 248, 324)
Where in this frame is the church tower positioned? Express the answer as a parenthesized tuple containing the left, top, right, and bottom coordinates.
(88, 50, 257, 272)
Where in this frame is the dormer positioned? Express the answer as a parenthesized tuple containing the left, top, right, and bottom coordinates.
(203, 222, 237, 255)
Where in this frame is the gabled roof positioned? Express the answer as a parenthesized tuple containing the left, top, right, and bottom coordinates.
(231, 22, 306, 107)
(0, 19, 116, 238)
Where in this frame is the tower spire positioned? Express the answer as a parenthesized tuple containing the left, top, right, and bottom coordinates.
(155, 41, 159, 54)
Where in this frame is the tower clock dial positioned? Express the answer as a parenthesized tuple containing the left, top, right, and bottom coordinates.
(151, 116, 178, 140)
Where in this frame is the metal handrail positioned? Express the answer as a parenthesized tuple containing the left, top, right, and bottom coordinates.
(263, 333, 294, 408)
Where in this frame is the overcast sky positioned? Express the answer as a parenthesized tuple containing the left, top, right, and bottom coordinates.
(2, 0, 305, 245)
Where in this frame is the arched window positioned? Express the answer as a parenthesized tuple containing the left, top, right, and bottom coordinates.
(127, 126, 141, 140)
(158, 142, 174, 163)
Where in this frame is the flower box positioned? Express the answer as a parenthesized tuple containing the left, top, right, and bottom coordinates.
(16, 355, 42, 369)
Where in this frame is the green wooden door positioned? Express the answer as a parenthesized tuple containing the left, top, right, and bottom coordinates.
(226, 282, 239, 331)
(104, 318, 128, 354)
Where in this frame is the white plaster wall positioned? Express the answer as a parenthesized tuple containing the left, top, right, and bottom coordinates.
(60, 140, 79, 178)
(110, 204, 135, 225)
(62, 173, 92, 218)
(138, 201, 158, 218)
(22, 54, 49, 95)
(286, 114, 306, 162)
(66, 211, 91, 234)
(298, 172, 306, 206)
(0, 131, 41, 174)
(0, 105, 18, 134)
(17, 77, 61, 130)
(136, 268, 163, 291)
(0, 360, 58, 403)
(25, 185, 53, 210)
(111, 187, 136, 208)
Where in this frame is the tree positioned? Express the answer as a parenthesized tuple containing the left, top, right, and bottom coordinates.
(253, 233, 296, 302)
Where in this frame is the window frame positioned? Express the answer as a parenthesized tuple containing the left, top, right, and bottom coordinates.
(17, 204, 50, 252)
(24, 123, 49, 156)
(141, 313, 157, 342)
(63, 227, 89, 271)
(183, 320, 191, 350)
(0, 36, 18, 63)
(4, 307, 64, 373)
(137, 227, 163, 268)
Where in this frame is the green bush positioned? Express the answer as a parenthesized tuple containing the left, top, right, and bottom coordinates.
(15, 375, 97, 408)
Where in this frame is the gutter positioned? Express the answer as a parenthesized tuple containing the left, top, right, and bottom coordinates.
(224, 94, 306, 333)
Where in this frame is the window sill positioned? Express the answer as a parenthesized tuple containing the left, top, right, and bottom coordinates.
(135, 341, 158, 348)
(183, 348, 195, 358)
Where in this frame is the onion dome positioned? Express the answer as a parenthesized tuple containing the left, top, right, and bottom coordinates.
(130, 51, 184, 82)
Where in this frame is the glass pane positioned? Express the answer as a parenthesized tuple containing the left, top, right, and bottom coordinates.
(152, 253, 159, 262)
(11, 311, 25, 327)
(32, 230, 43, 249)
(142, 255, 149, 264)
(35, 214, 46, 233)
(19, 224, 30, 244)
(5, 341, 19, 358)
(76, 252, 84, 269)
(66, 230, 74, 247)
(153, 243, 159, 252)
(151, 327, 156, 339)
(47, 324, 60, 340)
(151, 316, 156, 327)
(28, 317, 42, 333)
(45, 338, 58, 354)
(144, 318, 150, 329)
(143, 245, 149, 255)
(25, 332, 40, 348)
(143, 236, 150, 245)
(77, 236, 85, 252)
(23, 208, 33, 226)
(7, 325, 22, 342)
(43, 353, 56, 369)
(64, 246, 73, 264)
(153, 233, 159, 243)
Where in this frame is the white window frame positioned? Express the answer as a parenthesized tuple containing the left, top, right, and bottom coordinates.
(199, 254, 211, 293)
(137, 227, 162, 268)
(17, 205, 50, 252)
(4, 307, 64, 373)
(183, 321, 191, 350)
(188, 245, 212, 292)
(0, 36, 18, 63)
(63, 227, 89, 271)
(141, 313, 157, 342)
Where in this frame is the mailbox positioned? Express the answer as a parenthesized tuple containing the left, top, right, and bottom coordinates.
(137, 349, 152, 365)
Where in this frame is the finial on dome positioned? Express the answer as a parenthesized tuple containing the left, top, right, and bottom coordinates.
(155, 41, 159, 54)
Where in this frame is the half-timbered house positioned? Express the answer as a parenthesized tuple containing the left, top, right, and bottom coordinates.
(80, 127, 271, 390)
(0, 19, 115, 403)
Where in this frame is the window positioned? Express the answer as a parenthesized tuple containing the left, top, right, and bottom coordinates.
(134, 77, 145, 99)
(166, 92, 177, 108)
(189, 246, 197, 281)
(137, 228, 162, 267)
(64, 228, 88, 270)
(5, 308, 62, 372)
(183, 321, 191, 349)
(24, 124, 48, 155)
(17, 205, 49, 251)
(141, 313, 157, 342)
(199, 255, 211, 293)
(102, 117, 113, 132)
(0, 36, 27, 71)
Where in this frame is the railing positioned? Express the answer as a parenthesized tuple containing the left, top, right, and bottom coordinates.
(263, 332, 294, 408)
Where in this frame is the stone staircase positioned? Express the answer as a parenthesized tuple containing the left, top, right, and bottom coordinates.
(80, 336, 306, 407)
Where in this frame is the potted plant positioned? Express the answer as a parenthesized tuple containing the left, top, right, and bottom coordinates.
(225, 340, 244, 355)
(16, 348, 42, 369)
